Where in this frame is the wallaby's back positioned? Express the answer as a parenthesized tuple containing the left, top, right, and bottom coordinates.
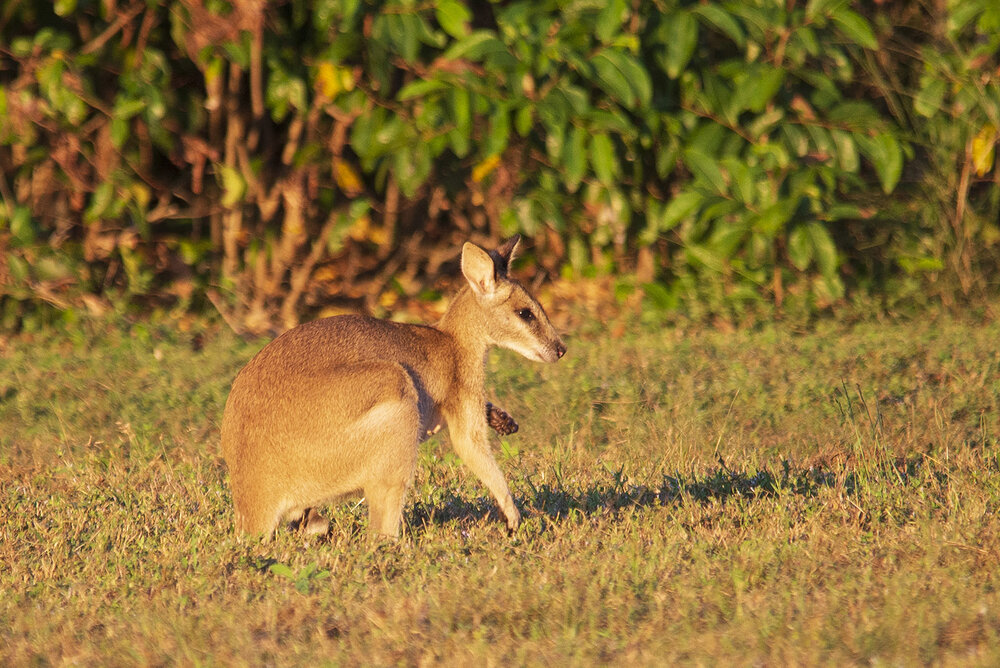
(232, 315, 458, 404)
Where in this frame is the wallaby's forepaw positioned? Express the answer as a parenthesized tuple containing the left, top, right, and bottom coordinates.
(486, 401, 519, 435)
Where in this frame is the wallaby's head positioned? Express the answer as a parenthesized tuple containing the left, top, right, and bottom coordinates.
(460, 235, 567, 363)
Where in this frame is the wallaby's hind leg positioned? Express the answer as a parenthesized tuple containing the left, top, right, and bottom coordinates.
(320, 366, 419, 539)
(233, 493, 285, 539)
(287, 507, 330, 536)
(366, 481, 410, 537)
(363, 430, 419, 538)
(302, 508, 330, 535)
(363, 400, 420, 538)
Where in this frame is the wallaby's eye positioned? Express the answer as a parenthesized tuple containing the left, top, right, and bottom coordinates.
(517, 308, 535, 322)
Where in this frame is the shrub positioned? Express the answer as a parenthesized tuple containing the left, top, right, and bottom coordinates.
(1, 0, 998, 329)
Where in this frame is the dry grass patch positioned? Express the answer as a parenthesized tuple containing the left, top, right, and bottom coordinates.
(2, 310, 1000, 664)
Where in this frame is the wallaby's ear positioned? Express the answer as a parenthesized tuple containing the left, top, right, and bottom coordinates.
(496, 235, 521, 264)
(490, 235, 521, 277)
(461, 242, 497, 297)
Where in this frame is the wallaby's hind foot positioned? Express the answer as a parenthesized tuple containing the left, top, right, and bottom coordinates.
(291, 507, 330, 537)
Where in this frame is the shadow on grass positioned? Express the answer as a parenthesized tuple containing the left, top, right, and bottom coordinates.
(233, 454, 955, 546)
(406, 454, 944, 530)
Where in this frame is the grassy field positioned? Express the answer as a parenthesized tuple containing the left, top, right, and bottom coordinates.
(2, 303, 1000, 665)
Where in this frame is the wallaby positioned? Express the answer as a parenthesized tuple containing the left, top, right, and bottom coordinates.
(220, 235, 566, 539)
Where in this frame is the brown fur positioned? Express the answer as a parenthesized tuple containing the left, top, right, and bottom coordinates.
(220, 236, 565, 539)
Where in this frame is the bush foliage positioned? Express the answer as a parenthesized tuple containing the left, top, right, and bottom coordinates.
(2, 0, 999, 330)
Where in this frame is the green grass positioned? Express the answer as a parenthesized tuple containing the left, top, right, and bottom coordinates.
(2, 308, 1000, 665)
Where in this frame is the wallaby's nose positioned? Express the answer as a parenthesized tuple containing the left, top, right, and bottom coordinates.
(555, 341, 567, 359)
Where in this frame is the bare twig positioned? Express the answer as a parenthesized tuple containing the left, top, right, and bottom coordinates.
(206, 288, 243, 335)
(280, 210, 341, 328)
(81, 2, 144, 55)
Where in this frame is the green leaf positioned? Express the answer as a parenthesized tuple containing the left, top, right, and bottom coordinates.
(269, 563, 295, 579)
(659, 190, 703, 230)
(397, 78, 448, 101)
(642, 282, 678, 311)
(591, 51, 635, 109)
(54, 0, 76, 17)
(10, 206, 35, 245)
(683, 149, 726, 194)
(415, 11, 447, 49)
(114, 97, 146, 120)
(111, 117, 129, 149)
(590, 133, 617, 185)
(787, 225, 813, 271)
(85, 182, 115, 222)
(830, 130, 858, 172)
(806, 221, 838, 278)
(817, 274, 845, 301)
(826, 204, 862, 221)
(265, 65, 307, 122)
(442, 31, 507, 61)
(349, 106, 378, 162)
(913, 78, 946, 118)
(947, 2, 983, 36)
(603, 49, 652, 110)
(568, 235, 589, 271)
(804, 124, 833, 158)
(556, 83, 590, 116)
(394, 142, 433, 197)
(377, 13, 420, 63)
(448, 87, 471, 157)
(436, 0, 471, 39)
(538, 96, 567, 146)
(7, 253, 29, 283)
(827, 101, 881, 132)
(897, 254, 945, 274)
(805, 0, 848, 20)
(34, 255, 71, 281)
(857, 132, 903, 194)
(564, 125, 587, 192)
(745, 67, 785, 112)
(485, 106, 510, 157)
(753, 199, 796, 237)
(662, 11, 698, 79)
(218, 165, 246, 208)
(721, 158, 754, 204)
(222, 34, 252, 68)
(707, 221, 747, 259)
(596, 0, 627, 44)
(515, 104, 533, 137)
(684, 244, 723, 271)
(831, 8, 878, 50)
(692, 5, 745, 48)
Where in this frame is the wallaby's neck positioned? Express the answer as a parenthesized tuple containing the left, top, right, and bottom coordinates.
(437, 287, 491, 372)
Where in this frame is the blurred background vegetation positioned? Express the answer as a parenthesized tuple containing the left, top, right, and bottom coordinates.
(1, 0, 999, 332)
